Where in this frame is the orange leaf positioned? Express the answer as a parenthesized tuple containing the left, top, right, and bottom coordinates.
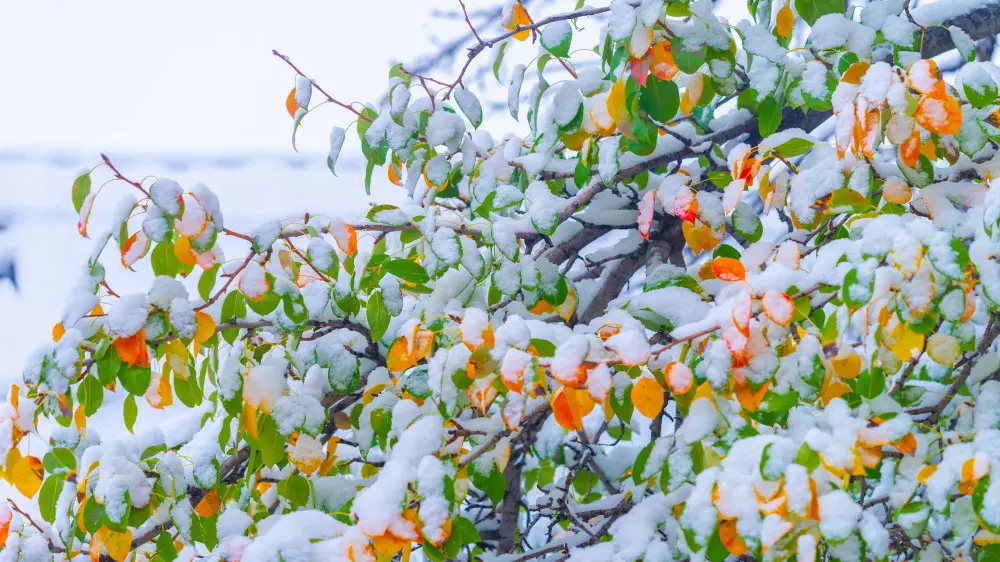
(286, 88, 298, 118)
(551, 386, 584, 431)
(711, 257, 746, 282)
(11, 455, 43, 498)
(840, 61, 871, 85)
(719, 519, 749, 556)
(682, 220, 719, 254)
(467, 375, 499, 415)
(735, 380, 770, 412)
(387, 337, 416, 373)
(915, 93, 962, 136)
(0, 506, 11, 547)
(509, 2, 531, 41)
(113, 330, 149, 368)
(892, 433, 917, 455)
(862, 107, 880, 159)
(53, 322, 65, 342)
(901, 129, 921, 168)
(908, 59, 945, 99)
(632, 377, 665, 419)
(388, 158, 404, 186)
(194, 489, 222, 518)
(155, 372, 174, 409)
(649, 42, 679, 81)
(776, 3, 794, 39)
(331, 220, 357, 255)
(413, 330, 434, 362)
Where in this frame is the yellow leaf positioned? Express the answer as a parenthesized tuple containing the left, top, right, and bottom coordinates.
(889, 323, 925, 362)
(819, 375, 851, 406)
(631, 377, 665, 419)
(775, 3, 794, 39)
(831, 352, 862, 380)
(606, 80, 631, 137)
(173, 235, 198, 268)
(194, 311, 216, 343)
(52, 322, 65, 342)
(916, 464, 937, 484)
(12, 455, 44, 498)
(74, 405, 87, 434)
(165, 339, 188, 378)
(96, 526, 132, 562)
(679, 73, 704, 115)
(927, 332, 961, 365)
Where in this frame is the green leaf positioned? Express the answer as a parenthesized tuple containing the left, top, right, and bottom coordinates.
(758, 97, 782, 138)
(120, 365, 152, 396)
(795, 0, 841, 25)
(157, 530, 179, 561)
(198, 264, 221, 302)
(389, 63, 412, 88)
(493, 41, 509, 83)
(965, 75, 999, 109)
(672, 41, 705, 74)
(772, 137, 815, 158)
(731, 202, 763, 243)
(245, 290, 281, 317)
(366, 291, 391, 341)
(383, 258, 430, 284)
(72, 173, 92, 213)
(855, 367, 886, 399)
(38, 475, 63, 523)
(541, 24, 572, 58)
(124, 393, 138, 433)
(451, 515, 482, 545)
(639, 76, 680, 123)
(77, 375, 104, 416)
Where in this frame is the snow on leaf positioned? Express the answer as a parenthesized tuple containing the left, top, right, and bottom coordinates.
(711, 257, 746, 282)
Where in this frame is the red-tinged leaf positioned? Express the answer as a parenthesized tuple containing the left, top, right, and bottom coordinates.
(630, 57, 650, 87)
(638, 189, 656, 239)
(550, 386, 583, 431)
(761, 290, 794, 327)
(78, 192, 96, 237)
(665, 361, 693, 394)
(0, 505, 11, 547)
(176, 194, 208, 238)
(674, 189, 698, 223)
(711, 257, 746, 282)
(121, 231, 151, 269)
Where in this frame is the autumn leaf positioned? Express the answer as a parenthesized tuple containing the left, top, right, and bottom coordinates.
(11, 455, 43, 498)
(638, 189, 657, 240)
(665, 362, 694, 394)
(286, 88, 298, 118)
(631, 377, 665, 419)
(761, 290, 794, 327)
(711, 257, 746, 282)
(113, 330, 149, 368)
(194, 489, 222, 518)
(776, 3, 794, 38)
(508, 2, 532, 41)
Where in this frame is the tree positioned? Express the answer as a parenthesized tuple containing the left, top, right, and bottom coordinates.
(4, 0, 1000, 559)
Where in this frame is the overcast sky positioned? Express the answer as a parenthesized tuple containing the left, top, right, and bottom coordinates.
(0, 0, 467, 152)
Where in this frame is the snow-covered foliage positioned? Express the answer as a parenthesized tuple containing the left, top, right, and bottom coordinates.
(6, 0, 1000, 560)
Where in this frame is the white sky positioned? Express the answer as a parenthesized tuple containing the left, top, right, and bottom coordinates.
(0, 0, 466, 152)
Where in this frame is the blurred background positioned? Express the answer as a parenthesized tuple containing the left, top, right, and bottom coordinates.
(0, 0, 562, 392)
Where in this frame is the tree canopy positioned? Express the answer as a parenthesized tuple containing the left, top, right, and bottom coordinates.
(5, 0, 1000, 560)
